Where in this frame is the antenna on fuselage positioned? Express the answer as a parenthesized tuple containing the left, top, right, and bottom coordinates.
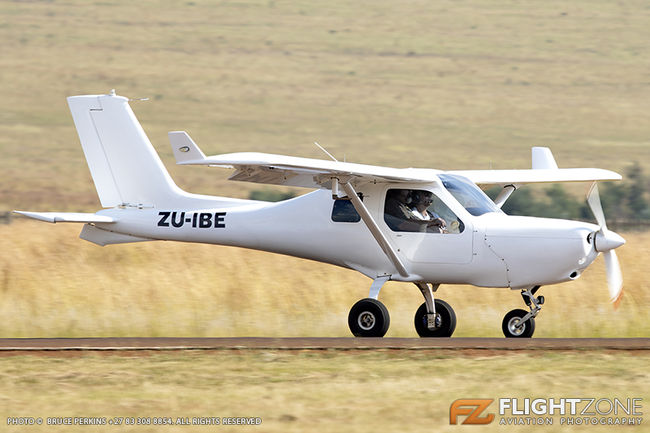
(314, 142, 338, 162)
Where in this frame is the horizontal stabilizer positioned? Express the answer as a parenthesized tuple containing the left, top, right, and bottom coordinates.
(169, 131, 207, 165)
(14, 211, 115, 224)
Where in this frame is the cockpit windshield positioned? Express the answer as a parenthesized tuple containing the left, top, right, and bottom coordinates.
(438, 174, 501, 216)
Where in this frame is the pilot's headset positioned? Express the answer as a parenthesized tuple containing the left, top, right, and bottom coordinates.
(410, 191, 425, 204)
(405, 190, 416, 205)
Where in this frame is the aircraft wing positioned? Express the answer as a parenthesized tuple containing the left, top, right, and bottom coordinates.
(449, 146, 621, 186)
(448, 168, 622, 187)
(169, 131, 442, 188)
(169, 134, 621, 189)
(191, 152, 443, 188)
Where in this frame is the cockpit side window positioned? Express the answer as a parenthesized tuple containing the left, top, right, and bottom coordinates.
(331, 196, 361, 223)
(384, 189, 464, 233)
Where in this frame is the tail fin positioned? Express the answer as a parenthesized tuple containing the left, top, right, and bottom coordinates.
(531, 147, 559, 170)
(68, 92, 185, 208)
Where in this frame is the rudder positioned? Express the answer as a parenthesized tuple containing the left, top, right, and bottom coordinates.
(67, 92, 184, 208)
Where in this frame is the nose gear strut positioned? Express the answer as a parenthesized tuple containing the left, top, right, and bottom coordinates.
(502, 285, 543, 338)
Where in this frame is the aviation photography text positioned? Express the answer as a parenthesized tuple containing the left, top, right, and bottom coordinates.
(450, 397, 643, 426)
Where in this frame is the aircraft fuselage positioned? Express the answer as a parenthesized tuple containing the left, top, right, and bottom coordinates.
(90, 185, 601, 290)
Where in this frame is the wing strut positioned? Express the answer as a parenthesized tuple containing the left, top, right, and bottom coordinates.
(493, 184, 517, 208)
(341, 181, 409, 278)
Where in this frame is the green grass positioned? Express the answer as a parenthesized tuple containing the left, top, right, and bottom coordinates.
(1, 351, 648, 432)
(1, 0, 649, 211)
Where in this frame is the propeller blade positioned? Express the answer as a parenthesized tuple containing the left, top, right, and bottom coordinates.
(603, 250, 623, 309)
(587, 183, 607, 229)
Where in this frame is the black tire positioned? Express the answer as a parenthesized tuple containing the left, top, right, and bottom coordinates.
(502, 308, 535, 338)
(348, 298, 390, 337)
(414, 299, 456, 337)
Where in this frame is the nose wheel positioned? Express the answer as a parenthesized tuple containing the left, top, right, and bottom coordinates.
(502, 308, 536, 338)
(502, 286, 543, 338)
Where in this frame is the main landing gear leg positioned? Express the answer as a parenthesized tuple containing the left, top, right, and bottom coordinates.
(413, 283, 456, 337)
(348, 276, 391, 337)
(502, 285, 544, 338)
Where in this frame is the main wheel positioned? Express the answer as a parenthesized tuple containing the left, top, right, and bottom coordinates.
(348, 298, 390, 337)
(502, 308, 535, 338)
(414, 299, 456, 337)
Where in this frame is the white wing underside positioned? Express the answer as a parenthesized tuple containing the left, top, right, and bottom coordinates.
(448, 168, 621, 186)
(169, 133, 621, 189)
(193, 152, 442, 188)
(176, 151, 621, 189)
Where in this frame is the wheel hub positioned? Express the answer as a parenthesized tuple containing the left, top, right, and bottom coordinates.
(426, 312, 442, 330)
(358, 311, 376, 330)
(507, 317, 525, 336)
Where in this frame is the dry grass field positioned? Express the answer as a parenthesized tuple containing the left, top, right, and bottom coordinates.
(1, 0, 649, 211)
(1, 2, 647, 337)
(1, 220, 647, 338)
(0, 351, 647, 433)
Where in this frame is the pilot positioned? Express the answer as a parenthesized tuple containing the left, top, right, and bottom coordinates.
(410, 191, 446, 233)
(385, 189, 412, 220)
(384, 189, 419, 231)
(385, 189, 442, 232)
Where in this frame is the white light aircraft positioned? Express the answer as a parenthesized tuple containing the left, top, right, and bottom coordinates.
(16, 91, 626, 338)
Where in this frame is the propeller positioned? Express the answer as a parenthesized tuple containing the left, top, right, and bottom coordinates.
(587, 183, 625, 308)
